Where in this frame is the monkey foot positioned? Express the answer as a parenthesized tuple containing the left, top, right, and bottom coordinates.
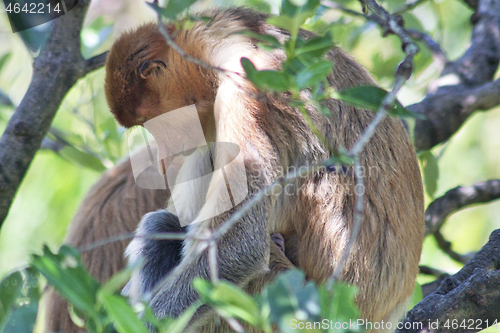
(271, 233, 285, 254)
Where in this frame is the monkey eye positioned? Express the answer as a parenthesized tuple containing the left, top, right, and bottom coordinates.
(138, 60, 167, 79)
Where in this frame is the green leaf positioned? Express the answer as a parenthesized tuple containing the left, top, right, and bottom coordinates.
(281, 0, 321, 17)
(3, 269, 40, 333)
(98, 262, 138, 297)
(334, 86, 425, 119)
(0, 271, 23, 332)
(334, 86, 386, 111)
(263, 270, 321, 331)
(31, 245, 100, 318)
(162, 302, 201, 333)
(419, 151, 439, 198)
(141, 304, 165, 330)
(58, 146, 107, 172)
(241, 57, 258, 82)
(320, 282, 361, 333)
(93, 92, 123, 161)
(283, 56, 308, 75)
(194, 279, 261, 327)
(236, 31, 282, 49)
(148, 0, 199, 20)
(324, 149, 355, 172)
(402, 13, 425, 31)
(241, 58, 292, 92)
(0, 53, 11, 73)
(244, 0, 272, 13)
(101, 294, 149, 333)
(256, 71, 292, 92)
(409, 282, 423, 310)
(295, 32, 335, 59)
(267, 15, 296, 31)
(295, 60, 332, 89)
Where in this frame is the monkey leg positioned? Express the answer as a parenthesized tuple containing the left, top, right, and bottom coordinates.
(283, 171, 423, 333)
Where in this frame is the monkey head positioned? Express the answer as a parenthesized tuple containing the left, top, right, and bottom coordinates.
(104, 23, 216, 130)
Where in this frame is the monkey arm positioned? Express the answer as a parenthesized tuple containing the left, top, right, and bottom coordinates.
(145, 196, 271, 319)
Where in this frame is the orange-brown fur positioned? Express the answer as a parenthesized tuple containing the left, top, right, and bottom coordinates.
(47, 7, 424, 333)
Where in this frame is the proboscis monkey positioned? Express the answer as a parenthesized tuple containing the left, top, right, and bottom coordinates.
(46, 7, 424, 333)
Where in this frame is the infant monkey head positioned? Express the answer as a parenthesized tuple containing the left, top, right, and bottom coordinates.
(104, 23, 219, 175)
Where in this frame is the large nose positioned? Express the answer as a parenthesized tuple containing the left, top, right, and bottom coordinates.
(143, 104, 207, 175)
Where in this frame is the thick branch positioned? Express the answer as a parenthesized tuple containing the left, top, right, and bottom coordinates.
(397, 229, 500, 332)
(411, 0, 500, 150)
(0, 0, 96, 228)
(425, 179, 500, 236)
(411, 77, 500, 151)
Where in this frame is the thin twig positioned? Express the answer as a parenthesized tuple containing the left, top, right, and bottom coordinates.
(425, 179, 500, 235)
(322, 0, 384, 24)
(208, 236, 219, 283)
(213, 164, 324, 240)
(407, 29, 447, 66)
(0, 89, 14, 107)
(419, 265, 449, 277)
(393, 0, 429, 15)
(79, 231, 186, 253)
(84, 52, 108, 72)
(155, 20, 229, 75)
(433, 231, 475, 265)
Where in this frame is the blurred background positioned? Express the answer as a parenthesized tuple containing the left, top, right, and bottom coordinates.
(0, 0, 499, 330)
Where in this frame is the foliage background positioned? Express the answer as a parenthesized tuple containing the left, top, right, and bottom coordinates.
(0, 0, 499, 330)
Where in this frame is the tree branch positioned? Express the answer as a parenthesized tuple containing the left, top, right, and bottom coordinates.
(410, 0, 500, 151)
(425, 179, 500, 236)
(462, 0, 479, 10)
(84, 52, 108, 72)
(411, 77, 500, 151)
(407, 29, 448, 66)
(0, 0, 95, 228)
(419, 265, 450, 298)
(0, 89, 13, 107)
(397, 229, 500, 332)
(433, 231, 475, 265)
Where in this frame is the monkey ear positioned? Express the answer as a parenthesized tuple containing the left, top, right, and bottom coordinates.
(139, 60, 167, 79)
